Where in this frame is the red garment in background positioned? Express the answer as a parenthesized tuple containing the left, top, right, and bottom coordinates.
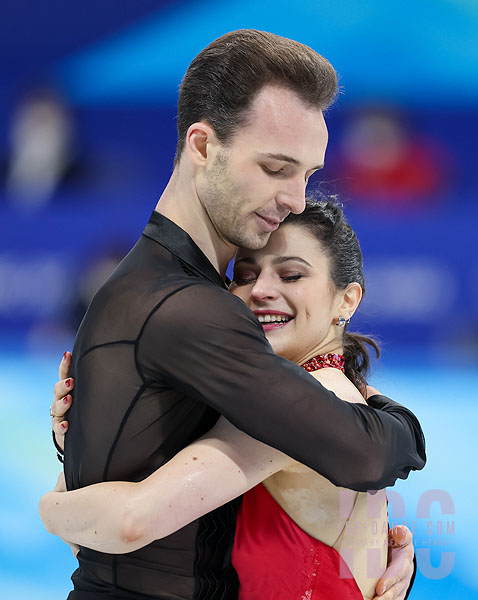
(232, 483, 363, 599)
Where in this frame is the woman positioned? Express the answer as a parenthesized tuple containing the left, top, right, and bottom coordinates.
(42, 200, 414, 599)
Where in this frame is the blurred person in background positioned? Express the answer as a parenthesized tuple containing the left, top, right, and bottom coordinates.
(330, 107, 451, 210)
(2, 86, 112, 208)
(40, 30, 424, 600)
(42, 199, 419, 600)
(4, 87, 77, 206)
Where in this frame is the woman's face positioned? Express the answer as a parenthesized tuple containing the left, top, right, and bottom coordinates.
(229, 223, 351, 365)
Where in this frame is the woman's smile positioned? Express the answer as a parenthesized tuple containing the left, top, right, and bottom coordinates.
(253, 310, 294, 331)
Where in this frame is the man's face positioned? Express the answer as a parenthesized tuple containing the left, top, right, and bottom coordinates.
(199, 85, 329, 250)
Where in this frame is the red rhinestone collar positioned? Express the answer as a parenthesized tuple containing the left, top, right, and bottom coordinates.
(301, 353, 345, 373)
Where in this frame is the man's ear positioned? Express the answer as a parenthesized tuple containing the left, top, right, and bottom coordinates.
(185, 121, 217, 167)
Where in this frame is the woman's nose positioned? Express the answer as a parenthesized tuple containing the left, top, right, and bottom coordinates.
(250, 275, 279, 302)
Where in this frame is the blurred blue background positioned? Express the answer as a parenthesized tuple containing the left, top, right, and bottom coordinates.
(0, 1, 476, 598)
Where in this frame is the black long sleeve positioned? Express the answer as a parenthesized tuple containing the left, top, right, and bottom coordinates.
(138, 281, 426, 491)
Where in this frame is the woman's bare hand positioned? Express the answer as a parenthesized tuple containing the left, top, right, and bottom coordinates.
(51, 351, 74, 451)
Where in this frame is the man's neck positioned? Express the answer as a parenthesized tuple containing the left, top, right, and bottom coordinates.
(154, 168, 236, 279)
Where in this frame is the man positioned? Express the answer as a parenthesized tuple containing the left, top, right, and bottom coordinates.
(47, 30, 425, 599)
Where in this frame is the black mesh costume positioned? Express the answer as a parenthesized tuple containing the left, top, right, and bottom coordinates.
(64, 211, 426, 600)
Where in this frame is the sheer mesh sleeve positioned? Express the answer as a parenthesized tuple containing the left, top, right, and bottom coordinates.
(137, 282, 426, 491)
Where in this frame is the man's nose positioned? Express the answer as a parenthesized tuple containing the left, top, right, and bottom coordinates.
(276, 178, 307, 215)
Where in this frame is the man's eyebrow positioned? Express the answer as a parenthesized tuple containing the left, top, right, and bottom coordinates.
(259, 152, 324, 171)
(234, 256, 312, 267)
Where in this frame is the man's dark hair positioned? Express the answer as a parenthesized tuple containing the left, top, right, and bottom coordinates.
(174, 29, 338, 165)
(284, 199, 380, 394)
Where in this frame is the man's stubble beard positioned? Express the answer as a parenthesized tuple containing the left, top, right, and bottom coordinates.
(204, 151, 271, 250)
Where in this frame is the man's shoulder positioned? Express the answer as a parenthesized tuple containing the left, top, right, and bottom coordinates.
(152, 279, 253, 317)
(140, 279, 259, 341)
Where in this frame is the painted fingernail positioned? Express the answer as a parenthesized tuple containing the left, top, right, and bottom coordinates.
(60, 423, 67, 430)
(63, 351, 68, 359)
(63, 396, 70, 404)
(65, 379, 71, 388)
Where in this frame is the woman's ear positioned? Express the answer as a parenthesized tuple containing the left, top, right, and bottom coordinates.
(338, 282, 362, 321)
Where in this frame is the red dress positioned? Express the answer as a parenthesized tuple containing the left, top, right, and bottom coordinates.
(232, 352, 363, 599)
(232, 483, 363, 599)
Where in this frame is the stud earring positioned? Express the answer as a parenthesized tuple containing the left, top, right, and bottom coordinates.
(336, 316, 350, 328)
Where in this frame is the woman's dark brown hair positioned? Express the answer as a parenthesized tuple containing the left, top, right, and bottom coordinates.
(284, 199, 380, 394)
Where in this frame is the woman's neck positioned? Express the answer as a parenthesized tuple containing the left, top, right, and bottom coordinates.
(285, 341, 344, 367)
